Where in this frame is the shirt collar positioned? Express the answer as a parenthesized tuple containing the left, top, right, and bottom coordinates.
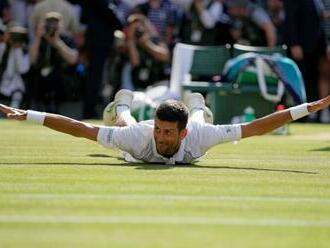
(173, 138, 186, 162)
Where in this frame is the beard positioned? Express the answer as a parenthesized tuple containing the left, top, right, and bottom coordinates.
(156, 141, 180, 158)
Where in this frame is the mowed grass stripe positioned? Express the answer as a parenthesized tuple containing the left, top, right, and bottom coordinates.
(1, 193, 330, 204)
(1, 121, 330, 247)
(0, 215, 329, 227)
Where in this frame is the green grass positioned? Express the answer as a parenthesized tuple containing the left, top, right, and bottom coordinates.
(0, 120, 329, 248)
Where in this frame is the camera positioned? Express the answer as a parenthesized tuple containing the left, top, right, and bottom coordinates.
(10, 32, 27, 44)
(8, 26, 27, 44)
(45, 18, 59, 37)
(128, 14, 146, 39)
(135, 24, 145, 39)
(44, 12, 61, 37)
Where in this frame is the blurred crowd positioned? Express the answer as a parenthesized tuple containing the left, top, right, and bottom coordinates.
(0, 0, 329, 122)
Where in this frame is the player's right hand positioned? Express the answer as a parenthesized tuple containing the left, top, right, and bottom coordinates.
(0, 104, 27, 121)
(307, 95, 330, 113)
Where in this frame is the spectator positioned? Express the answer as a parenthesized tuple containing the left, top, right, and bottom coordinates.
(126, 14, 170, 89)
(265, 0, 285, 45)
(133, 0, 177, 47)
(179, 0, 223, 45)
(283, 0, 328, 119)
(170, 0, 192, 11)
(79, 0, 122, 119)
(29, 11, 78, 113)
(10, 0, 38, 28)
(121, 0, 148, 9)
(0, 0, 10, 24)
(115, 0, 132, 25)
(318, 0, 330, 122)
(29, 0, 80, 39)
(225, 0, 277, 47)
(0, 25, 30, 108)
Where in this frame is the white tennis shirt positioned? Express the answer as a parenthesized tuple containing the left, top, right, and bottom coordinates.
(97, 120, 242, 164)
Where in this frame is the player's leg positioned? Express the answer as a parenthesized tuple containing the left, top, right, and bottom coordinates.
(185, 92, 213, 124)
(103, 89, 136, 127)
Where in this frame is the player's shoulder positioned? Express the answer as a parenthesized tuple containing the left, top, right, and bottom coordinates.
(124, 120, 154, 138)
(133, 120, 154, 133)
(187, 121, 210, 131)
(186, 121, 228, 139)
(186, 121, 209, 139)
(138, 119, 154, 127)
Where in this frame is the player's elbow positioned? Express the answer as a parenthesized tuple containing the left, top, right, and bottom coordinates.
(68, 122, 89, 138)
(71, 122, 98, 141)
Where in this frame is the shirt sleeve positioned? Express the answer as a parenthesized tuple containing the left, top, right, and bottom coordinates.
(251, 7, 271, 26)
(97, 124, 149, 154)
(200, 2, 223, 29)
(193, 123, 242, 151)
(97, 126, 117, 149)
(13, 48, 30, 74)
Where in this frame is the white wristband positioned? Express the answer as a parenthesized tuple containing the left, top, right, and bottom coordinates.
(289, 103, 309, 120)
(26, 110, 46, 125)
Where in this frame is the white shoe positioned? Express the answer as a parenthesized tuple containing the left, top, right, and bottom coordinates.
(320, 108, 330, 123)
(185, 92, 214, 124)
(203, 105, 214, 124)
(103, 89, 134, 126)
(186, 92, 205, 111)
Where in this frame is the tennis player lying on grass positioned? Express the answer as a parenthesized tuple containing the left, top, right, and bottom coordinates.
(0, 90, 329, 164)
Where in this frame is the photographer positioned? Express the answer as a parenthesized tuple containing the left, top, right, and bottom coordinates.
(29, 11, 78, 113)
(126, 14, 170, 89)
(0, 25, 30, 108)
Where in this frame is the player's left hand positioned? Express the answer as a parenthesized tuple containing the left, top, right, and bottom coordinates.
(0, 104, 27, 121)
(307, 95, 330, 113)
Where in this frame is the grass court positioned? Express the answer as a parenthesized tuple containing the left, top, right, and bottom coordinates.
(0, 120, 329, 248)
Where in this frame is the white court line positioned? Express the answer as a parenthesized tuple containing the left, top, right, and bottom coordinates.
(1, 193, 330, 204)
(0, 215, 329, 228)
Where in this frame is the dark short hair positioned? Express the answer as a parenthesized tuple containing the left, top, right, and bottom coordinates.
(155, 100, 189, 130)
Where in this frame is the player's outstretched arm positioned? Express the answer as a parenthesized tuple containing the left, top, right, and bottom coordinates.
(241, 95, 330, 138)
(0, 104, 99, 141)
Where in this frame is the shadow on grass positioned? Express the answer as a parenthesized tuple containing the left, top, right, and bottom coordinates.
(194, 165, 318, 174)
(134, 164, 317, 174)
(310, 146, 330, 152)
(86, 154, 319, 174)
(87, 154, 118, 158)
(0, 157, 318, 175)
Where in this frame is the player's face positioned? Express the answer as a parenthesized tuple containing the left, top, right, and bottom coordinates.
(153, 119, 187, 157)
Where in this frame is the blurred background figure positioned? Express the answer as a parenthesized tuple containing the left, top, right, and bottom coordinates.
(28, 11, 78, 113)
(318, 0, 330, 122)
(10, 0, 38, 28)
(179, 0, 223, 45)
(170, 0, 192, 10)
(121, 0, 148, 8)
(79, 0, 122, 119)
(265, 0, 285, 45)
(284, 0, 328, 122)
(133, 0, 177, 48)
(0, 25, 30, 108)
(0, 0, 10, 25)
(125, 14, 170, 90)
(0, 0, 326, 123)
(224, 0, 277, 47)
(29, 0, 80, 39)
